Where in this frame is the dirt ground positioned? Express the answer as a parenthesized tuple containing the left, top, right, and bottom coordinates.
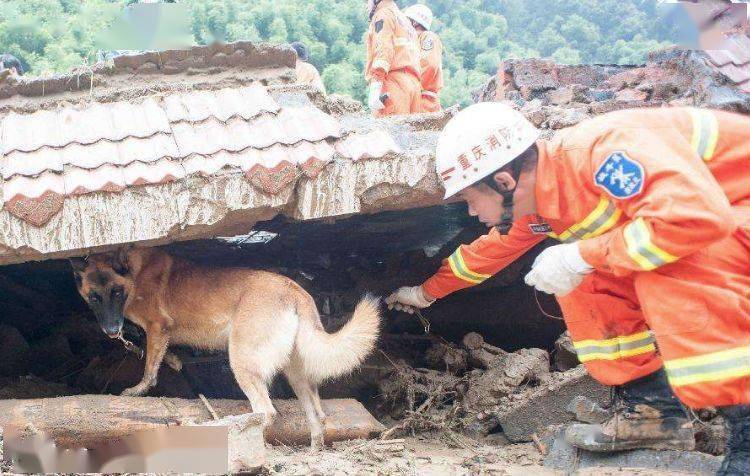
(0, 428, 705, 475)
(265, 432, 693, 476)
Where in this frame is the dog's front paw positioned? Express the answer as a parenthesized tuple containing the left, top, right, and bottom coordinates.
(121, 384, 149, 396)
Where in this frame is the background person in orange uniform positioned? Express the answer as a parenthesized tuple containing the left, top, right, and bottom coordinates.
(364, 0, 422, 116)
(290, 42, 327, 94)
(386, 103, 750, 474)
(404, 4, 443, 112)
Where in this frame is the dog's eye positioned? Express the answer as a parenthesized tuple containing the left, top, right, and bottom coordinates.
(112, 289, 122, 297)
(89, 293, 101, 303)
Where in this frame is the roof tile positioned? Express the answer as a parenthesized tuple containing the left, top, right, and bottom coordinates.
(163, 85, 280, 123)
(718, 63, 750, 83)
(1, 110, 61, 154)
(2, 133, 180, 179)
(0, 78, 376, 228)
(171, 107, 341, 157)
(3, 172, 65, 202)
(3, 188, 64, 227)
(2, 147, 64, 179)
(63, 165, 126, 195)
(335, 130, 402, 161)
(121, 159, 186, 186)
(246, 162, 300, 195)
(2, 98, 171, 153)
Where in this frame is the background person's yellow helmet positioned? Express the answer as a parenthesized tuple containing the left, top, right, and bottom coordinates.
(436, 102, 540, 199)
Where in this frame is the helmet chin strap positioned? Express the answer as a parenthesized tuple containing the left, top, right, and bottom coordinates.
(497, 190, 515, 235)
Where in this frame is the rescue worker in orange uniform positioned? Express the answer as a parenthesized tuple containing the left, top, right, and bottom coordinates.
(365, 0, 422, 116)
(290, 42, 327, 94)
(404, 4, 444, 113)
(386, 103, 750, 474)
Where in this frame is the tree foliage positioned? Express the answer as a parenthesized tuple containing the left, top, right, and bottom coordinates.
(0, 0, 674, 106)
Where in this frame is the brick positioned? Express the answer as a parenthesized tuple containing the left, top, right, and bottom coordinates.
(556, 65, 608, 88)
(615, 88, 648, 102)
(605, 68, 645, 90)
(590, 99, 651, 115)
(512, 59, 559, 91)
(545, 106, 590, 130)
(546, 87, 574, 105)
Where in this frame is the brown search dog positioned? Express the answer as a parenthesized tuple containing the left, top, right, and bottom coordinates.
(70, 247, 381, 448)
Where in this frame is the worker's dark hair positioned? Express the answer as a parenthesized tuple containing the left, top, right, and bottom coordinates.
(0, 54, 24, 75)
(290, 42, 308, 62)
(479, 143, 538, 193)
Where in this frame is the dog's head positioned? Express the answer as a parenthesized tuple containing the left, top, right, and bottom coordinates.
(70, 248, 133, 338)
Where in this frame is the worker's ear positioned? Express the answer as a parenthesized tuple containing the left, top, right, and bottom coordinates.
(492, 171, 516, 192)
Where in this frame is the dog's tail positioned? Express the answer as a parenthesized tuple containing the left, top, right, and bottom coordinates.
(295, 294, 381, 383)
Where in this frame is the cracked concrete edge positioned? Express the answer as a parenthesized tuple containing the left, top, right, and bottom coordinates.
(0, 147, 443, 266)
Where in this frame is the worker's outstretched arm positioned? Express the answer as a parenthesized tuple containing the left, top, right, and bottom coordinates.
(578, 130, 735, 277)
(386, 215, 546, 313)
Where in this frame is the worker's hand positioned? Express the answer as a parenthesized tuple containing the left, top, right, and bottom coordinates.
(367, 81, 385, 111)
(524, 243, 594, 296)
(385, 286, 436, 314)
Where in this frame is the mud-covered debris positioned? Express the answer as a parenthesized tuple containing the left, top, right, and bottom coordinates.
(461, 332, 507, 370)
(323, 93, 363, 116)
(553, 331, 579, 371)
(425, 341, 469, 375)
(378, 359, 467, 434)
(566, 395, 611, 424)
(461, 348, 551, 436)
(694, 408, 728, 456)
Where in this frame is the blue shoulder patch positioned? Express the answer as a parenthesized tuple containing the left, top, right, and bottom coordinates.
(594, 152, 645, 199)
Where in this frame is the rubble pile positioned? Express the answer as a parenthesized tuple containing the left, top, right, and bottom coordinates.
(472, 49, 750, 137)
(376, 331, 609, 442)
(375, 329, 730, 460)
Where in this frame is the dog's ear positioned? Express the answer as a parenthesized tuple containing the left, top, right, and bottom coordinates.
(69, 256, 89, 273)
(111, 247, 130, 276)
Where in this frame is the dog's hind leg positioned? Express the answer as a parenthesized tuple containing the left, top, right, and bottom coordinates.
(284, 365, 326, 450)
(232, 367, 277, 427)
(228, 307, 297, 439)
(312, 386, 326, 422)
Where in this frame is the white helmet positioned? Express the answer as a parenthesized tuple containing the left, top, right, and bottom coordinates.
(404, 4, 434, 31)
(436, 102, 540, 199)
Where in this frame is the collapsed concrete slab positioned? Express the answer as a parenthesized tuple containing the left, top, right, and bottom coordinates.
(0, 41, 452, 267)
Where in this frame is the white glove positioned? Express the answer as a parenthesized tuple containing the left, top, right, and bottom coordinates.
(385, 286, 435, 314)
(524, 243, 594, 296)
(368, 81, 385, 111)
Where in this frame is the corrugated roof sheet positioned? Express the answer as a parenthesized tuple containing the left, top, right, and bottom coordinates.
(163, 84, 280, 123)
(0, 83, 401, 226)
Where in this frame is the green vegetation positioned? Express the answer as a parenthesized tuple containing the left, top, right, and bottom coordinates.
(0, 0, 674, 106)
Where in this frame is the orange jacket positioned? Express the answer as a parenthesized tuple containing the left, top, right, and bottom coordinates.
(417, 30, 443, 96)
(296, 61, 326, 94)
(423, 107, 749, 299)
(365, 0, 421, 83)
